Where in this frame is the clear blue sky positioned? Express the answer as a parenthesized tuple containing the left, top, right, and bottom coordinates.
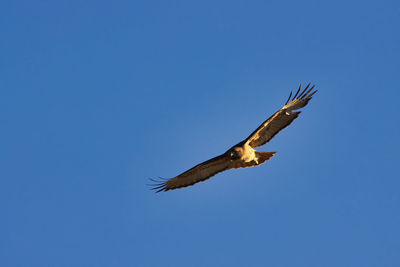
(1, 0, 399, 266)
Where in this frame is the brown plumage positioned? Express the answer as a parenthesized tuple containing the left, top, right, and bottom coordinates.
(150, 83, 317, 192)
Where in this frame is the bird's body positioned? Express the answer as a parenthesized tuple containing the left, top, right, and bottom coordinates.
(150, 83, 317, 192)
(233, 142, 255, 163)
(227, 141, 274, 167)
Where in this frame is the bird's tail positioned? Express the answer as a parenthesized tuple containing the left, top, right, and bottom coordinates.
(255, 151, 276, 165)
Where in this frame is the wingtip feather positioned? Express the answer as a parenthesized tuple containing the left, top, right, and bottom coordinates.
(148, 177, 169, 193)
(293, 86, 301, 99)
(285, 91, 292, 105)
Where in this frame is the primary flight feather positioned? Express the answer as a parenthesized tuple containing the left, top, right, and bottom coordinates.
(150, 83, 317, 192)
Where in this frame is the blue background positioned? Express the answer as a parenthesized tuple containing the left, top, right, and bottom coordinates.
(1, 0, 399, 266)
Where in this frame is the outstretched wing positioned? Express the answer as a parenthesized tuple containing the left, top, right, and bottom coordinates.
(245, 83, 317, 148)
(150, 154, 232, 192)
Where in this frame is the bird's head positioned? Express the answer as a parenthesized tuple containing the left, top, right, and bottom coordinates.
(229, 148, 241, 160)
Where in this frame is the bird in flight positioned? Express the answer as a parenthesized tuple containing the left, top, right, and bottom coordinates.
(150, 83, 317, 192)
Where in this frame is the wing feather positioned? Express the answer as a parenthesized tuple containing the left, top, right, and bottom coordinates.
(245, 83, 317, 148)
(150, 154, 231, 192)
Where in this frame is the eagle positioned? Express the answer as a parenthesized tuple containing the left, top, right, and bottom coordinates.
(150, 83, 317, 192)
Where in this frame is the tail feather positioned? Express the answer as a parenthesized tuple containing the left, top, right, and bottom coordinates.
(255, 151, 276, 164)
